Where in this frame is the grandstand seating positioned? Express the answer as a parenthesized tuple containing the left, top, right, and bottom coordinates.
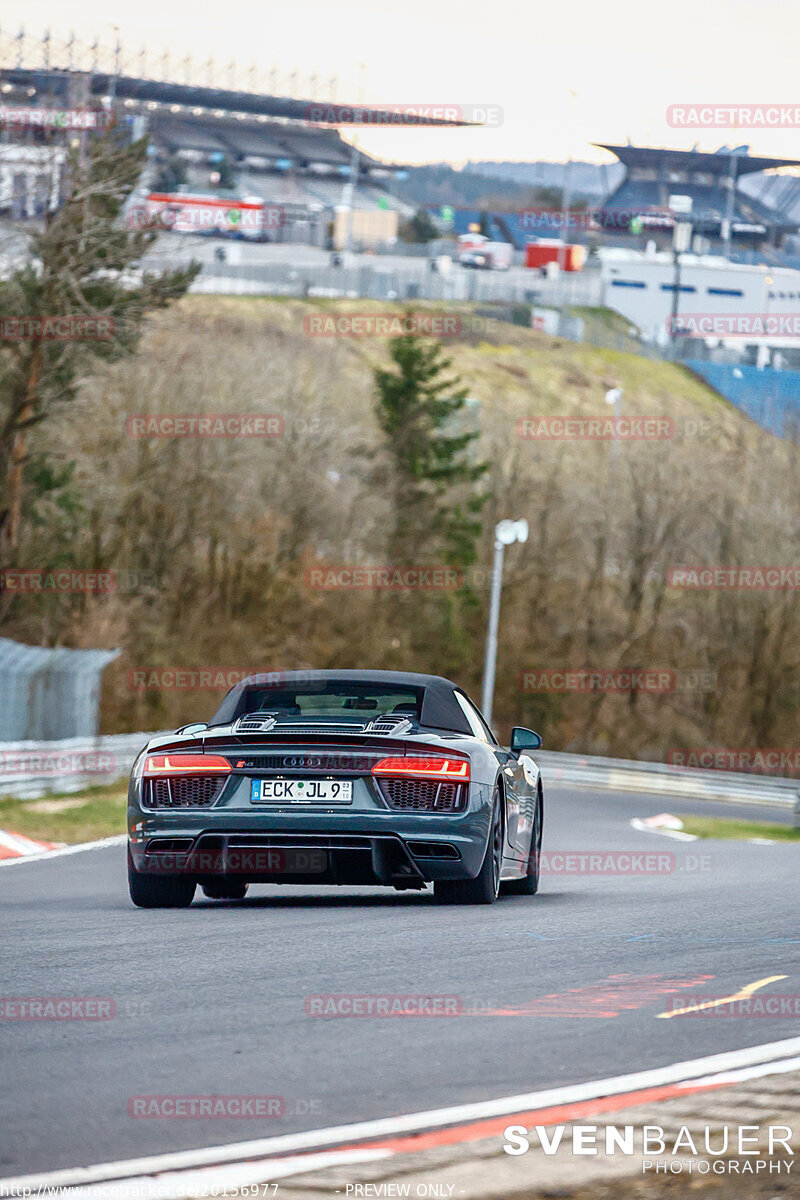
(686, 361, 800, 438)
(150, 115, 230, 154)
(596, 145, 800, 250)
(426, 208, 591, 250)
(149, 112, 351, 166)
(599, 180, 781, 234)
(184, 167, 407, 215)
(430, 209, 521, 247)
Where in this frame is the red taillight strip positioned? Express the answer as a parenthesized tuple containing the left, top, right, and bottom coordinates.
(143, 754, 231, 775)
(371, 757, 470, 783)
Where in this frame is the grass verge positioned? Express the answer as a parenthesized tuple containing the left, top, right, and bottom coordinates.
(0, 783, 128, 845)
(679, 816, 800, 842)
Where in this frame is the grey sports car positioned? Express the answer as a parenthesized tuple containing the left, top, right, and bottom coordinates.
(127, 670, 544, 907)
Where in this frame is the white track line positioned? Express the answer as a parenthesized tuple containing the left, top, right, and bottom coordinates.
(4, 1037, 800, 1192)
(0, 830, 56, 856)
(630, 818, 698, 841)
(0, 834, 125, 867)
(675, 1054, 800, 1090)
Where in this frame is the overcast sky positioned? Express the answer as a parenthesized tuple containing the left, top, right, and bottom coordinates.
(16, 0, 800, 169)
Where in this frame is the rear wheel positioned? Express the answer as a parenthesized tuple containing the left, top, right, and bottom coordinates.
(434, 789, 503, 905)
(128, 847, 195, 909)
(502, 787, 543, 896)
(201, 883, 249, 901)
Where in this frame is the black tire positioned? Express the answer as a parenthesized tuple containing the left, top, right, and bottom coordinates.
(434, 790, 503, 905)
(201, 883, 249, 901)
(502, 786, 543, 896)
(128, 847, 196, 909)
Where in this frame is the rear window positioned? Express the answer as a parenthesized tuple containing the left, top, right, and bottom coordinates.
(228, 682, 423, 723)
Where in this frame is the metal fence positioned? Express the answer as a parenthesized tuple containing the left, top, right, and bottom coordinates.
(0, 639, 120, 741)
(0, 731, 796, 809)
(186, 258, 605, 308)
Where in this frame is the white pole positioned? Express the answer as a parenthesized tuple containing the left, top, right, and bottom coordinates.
(481, 537, 506, 725)
(606, 387, 623, 462)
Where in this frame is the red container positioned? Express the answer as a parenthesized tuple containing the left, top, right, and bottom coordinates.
(525, 242, 584, 272)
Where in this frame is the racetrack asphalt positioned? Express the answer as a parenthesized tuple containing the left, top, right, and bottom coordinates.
(1, 783, 799, 1178)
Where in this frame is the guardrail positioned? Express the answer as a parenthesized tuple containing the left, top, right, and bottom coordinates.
(535, 750, 798, 809)
(0, 734, 797, 811)
(0, 733, 156, 799)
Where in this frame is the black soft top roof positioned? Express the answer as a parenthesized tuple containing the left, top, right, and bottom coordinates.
(209, 669, 472, 735)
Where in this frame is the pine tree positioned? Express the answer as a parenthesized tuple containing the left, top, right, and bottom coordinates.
(374, 319, 487, 567)
(0, 125, 200, 551)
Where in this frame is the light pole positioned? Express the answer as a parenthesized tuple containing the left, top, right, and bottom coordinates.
(481, 518, 529, 726)
(557, 88, 577, 275)
(605, 387, 623, 461)
(669, 218, 692, 351)
(722, 148, 740, 261)
(342, 61, 366, 255)
(109, 25, 121, 102)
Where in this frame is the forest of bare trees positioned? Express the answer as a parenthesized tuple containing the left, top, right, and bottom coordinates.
(1, 293, 797, 764)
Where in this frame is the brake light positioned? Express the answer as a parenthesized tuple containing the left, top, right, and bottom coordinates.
(143, 754, 231, 775)
(371, 757, 469, 782)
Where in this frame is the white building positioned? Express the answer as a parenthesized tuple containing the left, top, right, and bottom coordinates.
(0, 144, 66, 218)
(600, 248, 800, 361)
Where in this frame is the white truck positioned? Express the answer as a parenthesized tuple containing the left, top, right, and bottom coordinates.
(456, 233, 512, 270)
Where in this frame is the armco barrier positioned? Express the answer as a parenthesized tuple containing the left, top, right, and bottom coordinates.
(0, 733, 157, 799)
(0, 735, 796, 809)
(535, 750, 797, 809)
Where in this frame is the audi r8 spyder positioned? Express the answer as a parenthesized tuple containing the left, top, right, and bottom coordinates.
(127, 670, 544, 907)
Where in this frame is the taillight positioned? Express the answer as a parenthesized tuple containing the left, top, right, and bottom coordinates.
(371, 757, 470, 783)
(143, 754, 231, 776)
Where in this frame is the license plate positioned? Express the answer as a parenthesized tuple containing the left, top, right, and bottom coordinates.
(250, 778, 353, 804)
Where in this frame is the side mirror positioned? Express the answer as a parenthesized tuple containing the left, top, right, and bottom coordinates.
(510, 727, 542, 755)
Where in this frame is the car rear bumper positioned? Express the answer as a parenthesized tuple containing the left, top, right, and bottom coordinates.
(128, 802, 492, 885)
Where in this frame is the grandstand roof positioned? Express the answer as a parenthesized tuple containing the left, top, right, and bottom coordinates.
(596, 144, 800, 177)
(0, 67, 473, 126)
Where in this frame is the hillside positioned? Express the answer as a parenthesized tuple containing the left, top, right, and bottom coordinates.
(2, 296, 797, 761)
